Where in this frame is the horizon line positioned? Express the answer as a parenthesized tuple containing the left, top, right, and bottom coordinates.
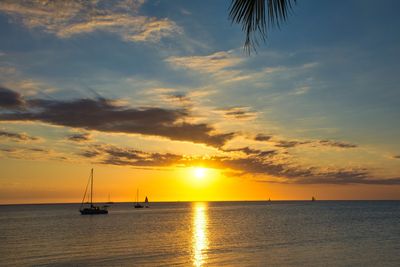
(1, 199, 400, 206)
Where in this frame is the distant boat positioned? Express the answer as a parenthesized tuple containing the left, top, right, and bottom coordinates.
(311, 196, 316, 201)
(134, 188, 144, 209)
(145, 196, 149, 208)
(80, 169, 108, 215)
(106, 193, 114, 204)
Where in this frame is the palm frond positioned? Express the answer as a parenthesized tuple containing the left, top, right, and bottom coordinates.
(229, 0, 296, 54)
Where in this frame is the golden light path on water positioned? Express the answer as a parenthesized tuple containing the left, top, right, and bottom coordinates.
(192, 202, 208, 267)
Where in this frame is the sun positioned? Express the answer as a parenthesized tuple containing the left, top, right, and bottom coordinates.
(193, 167, 206, 179)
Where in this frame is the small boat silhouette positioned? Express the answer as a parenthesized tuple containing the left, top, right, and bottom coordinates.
(106, 193, 114, 204)
(134, 189, 144, 208)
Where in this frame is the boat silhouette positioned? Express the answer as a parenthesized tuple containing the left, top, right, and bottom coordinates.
(134, 188, 144, 208)
(79, 169, 108, 215)
(106, 193, 114, 204)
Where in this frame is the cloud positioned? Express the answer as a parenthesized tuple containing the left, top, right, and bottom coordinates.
(217, 106, 258, 120)
(0, 86, 24, 108)
(81, 144, 183, 167)
(291, 86, 311, 96)
(80, 142, 400, 185)
(254, 134, 272, 141)
(267, 137, 357, 149)
(0, 130, 38, 142)
(0, 145, 67, 161)
(319, 140, 357, 148)
(286, 171, 400, 185)
(0, 88, 234, 147)
(222, 147, 262, 155)
(0, 0, 181, 43)
(166, 51, 243, 73)
(393, 155, 400, 159)
(67, 132, 91, 142)
(275, 140, 311, 148)
(80, 150, 100, 158)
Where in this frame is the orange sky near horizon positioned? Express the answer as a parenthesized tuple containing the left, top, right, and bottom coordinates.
(1, 158, 399, 204)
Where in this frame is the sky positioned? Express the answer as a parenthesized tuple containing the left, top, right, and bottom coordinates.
(0, 0, 399, 204)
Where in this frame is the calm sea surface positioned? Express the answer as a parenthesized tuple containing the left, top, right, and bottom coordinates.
(0, 201, 399, 266)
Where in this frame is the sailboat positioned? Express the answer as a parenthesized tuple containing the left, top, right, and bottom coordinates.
(134, 188, 144, 209)
(106, 193, 114, 204)
(145, 196, 149, 208)
(79, 169, 108, 215)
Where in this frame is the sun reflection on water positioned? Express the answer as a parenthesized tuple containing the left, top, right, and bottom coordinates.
(192, 202, 208, 267)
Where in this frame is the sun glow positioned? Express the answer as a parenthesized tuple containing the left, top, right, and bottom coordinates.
(193, 167, 207, 179)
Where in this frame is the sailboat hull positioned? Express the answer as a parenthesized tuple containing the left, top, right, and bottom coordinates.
(80, 207, 108, 215)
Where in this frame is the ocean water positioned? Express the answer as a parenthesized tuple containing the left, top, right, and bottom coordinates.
(0, 201, 399, 266)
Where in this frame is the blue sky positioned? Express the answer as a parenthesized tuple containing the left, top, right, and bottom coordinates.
(0, 0, 399, 201)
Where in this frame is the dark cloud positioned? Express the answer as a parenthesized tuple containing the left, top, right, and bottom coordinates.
(273, 139, 357, 149)
(0, 89, 234, 147)
(254, 134, 272, 141)
(275, 140, 310, 148)
(218, 106, 257, 120)
(222, 147, 279, 158)
(319, 140, 357, 148)
(288, 170, 400, 185)
(67, 133, 91, 142)
(28, 147, 47, 152)
(0, 130, 38, 142)
(80, 150, 100, 158)
(82, 144, 183, 167)
(258, 150, 278, 157)
(223, 146, 261, 155)
(392, 155, 400, 159)
(0, 147, 16, 153)
(167, 92, 190, 103)
(0, 86, 24, 108)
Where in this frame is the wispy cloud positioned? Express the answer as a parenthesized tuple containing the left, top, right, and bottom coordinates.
(275, 140, 311, 148)
(253, 133, 358, 150)
(0, 145, 67, 161)
(254, 134, 272, 141)
(165, 51, 243, 74)
(216, 106, 258, 121)
(319, 140, 358, 148)
(0, 0, 181, 42)
(67, 132, 91, 142)
(77, 142, 400, 185)
(0, 130, 38, 142)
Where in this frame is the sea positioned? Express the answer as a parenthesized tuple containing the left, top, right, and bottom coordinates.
(0, 201, 399, 266)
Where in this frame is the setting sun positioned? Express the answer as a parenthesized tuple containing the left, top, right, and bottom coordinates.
(194, 167, 207, 179)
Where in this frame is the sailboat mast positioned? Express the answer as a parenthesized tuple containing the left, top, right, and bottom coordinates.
(91, 168, 93, 206)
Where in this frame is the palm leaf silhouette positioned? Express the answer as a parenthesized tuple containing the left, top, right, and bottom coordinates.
(229, 0, 297, 53)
